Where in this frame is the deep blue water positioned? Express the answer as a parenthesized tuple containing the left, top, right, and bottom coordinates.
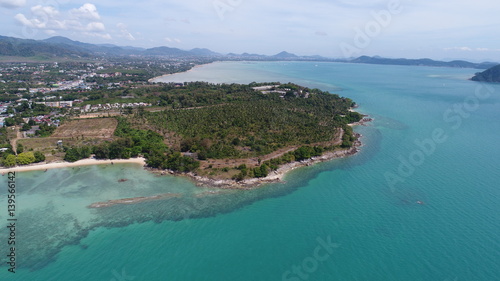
(1, 62, 499, 281)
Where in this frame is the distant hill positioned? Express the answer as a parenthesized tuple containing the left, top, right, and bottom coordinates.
(0, 35, 498, 69)
(189, 48, 221, 56)
(471, 65, 500, 82)
(350, 56, 497, 69)
(42, 36, 135, 55)
(142, 46, 191, 56)
(0, 35, 90, 58)
(0, 35, 222, 59)
(272, 51, 298, 59)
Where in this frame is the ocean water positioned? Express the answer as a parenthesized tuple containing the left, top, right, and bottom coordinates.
(1, 62, 499, 281)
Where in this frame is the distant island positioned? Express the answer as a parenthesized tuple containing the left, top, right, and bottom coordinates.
(350, 55, 497, 70)
(471, 64, 500, 82)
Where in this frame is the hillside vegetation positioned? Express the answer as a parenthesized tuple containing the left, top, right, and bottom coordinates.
(140, 82, 360, 159)
(471, 64, 500, 82)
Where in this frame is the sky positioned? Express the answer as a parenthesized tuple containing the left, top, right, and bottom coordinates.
(0, 0, 499, 61)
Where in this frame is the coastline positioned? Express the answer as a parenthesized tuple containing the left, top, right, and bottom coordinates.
(81, 133, 362, 208)
(348, 117, 373, 127)
(0, 157, 146, 173)
(2, 129, 366, 189)
(3, 59, 370, 190)
(146, 65, 369, 189)
(2, 126, 366, 209)
(150, 133, 363, 190)
(148, 63, 213, 83)
(190, 133, 362, 189)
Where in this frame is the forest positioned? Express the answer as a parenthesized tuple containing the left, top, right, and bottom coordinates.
(140, 82, 361, 159)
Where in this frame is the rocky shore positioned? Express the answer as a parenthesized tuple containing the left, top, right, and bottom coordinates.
(150, 133, 363, 190)
(87, 130, 365, 208)
(348, 117, 373, 127)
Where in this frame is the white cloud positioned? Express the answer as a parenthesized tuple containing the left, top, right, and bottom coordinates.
(117, 23, 135, 41)
(444, 47, 500, 53)
(14, 13, 59, 29)
(449, 47, 473, 51)
(14, 3, 111, 39)
(31, 5, 59, 18)
(4, 0, 500, 60)
(84, 32, 112, 40)
(164, 37, 181, 43)
(86, 22, 105, 32)
(70, 3, 101, 21)
(0, 0, 26, 9)
(45, 30, 57, 35)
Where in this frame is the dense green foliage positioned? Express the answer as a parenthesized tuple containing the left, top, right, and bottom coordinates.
(0, 150, 45, 167)
(15, 102, 51, 117)
(146, 151, 200, 173)
(471, 64, 500, 82)
(16, 152, 35, 165)
(62, 117, 200, 172)
(293, 146, 324, 161)
(341, 125, 357, 148)
(3, 154, 16, 167)
(144, 82, 360, 159)
(114, 118, 200, 172)
(64, 146, 92, 162)
(344, 111, 364, 124)
(16, 143, 23, 153)
(34, 151, 46, 163)
(63, 117, 164, 162)
(0, 127, 14, 160)
(35, 123, 57, 137)
(232, 145, 327, 180)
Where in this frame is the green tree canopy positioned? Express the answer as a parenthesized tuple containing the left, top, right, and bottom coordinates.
(3, 154, 16, 167)
(17, 152, 35, 165)
(34, 151, 46, 163)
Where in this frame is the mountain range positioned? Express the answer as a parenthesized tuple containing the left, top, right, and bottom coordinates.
(0, 35, 498, 69)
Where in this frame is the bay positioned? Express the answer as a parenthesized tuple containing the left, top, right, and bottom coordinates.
(1, 61, 499, 281)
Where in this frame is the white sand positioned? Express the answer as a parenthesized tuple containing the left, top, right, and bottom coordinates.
(0, 157, 146, 173)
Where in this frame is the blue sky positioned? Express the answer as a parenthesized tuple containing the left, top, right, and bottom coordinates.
(1, 0, 499, 61)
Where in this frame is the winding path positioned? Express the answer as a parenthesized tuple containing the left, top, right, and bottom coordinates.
(10, 126, 22, 153)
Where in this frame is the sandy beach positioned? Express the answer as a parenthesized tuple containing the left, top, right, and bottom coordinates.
(149, 63, 211, 83)
(0, 133, 359, 189)
(0, 157, 146, 173)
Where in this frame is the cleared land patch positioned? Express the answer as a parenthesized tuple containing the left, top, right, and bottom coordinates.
(52, 118, 118, 139)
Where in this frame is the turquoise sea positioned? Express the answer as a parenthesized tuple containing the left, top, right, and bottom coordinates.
(1, 62, 499, 281)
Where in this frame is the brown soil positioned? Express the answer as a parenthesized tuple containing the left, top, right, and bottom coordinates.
(52, 118, 118, 139)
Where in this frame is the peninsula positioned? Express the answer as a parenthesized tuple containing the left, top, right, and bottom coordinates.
(0, 80, 364, 188)
(471, 64, 500, 82)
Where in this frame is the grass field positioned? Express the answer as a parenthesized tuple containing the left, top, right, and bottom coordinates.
(17, 118, 118, 162)
(52, 118, 118, 139)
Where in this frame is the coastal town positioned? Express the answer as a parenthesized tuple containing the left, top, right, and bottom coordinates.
(0, 57, 214, 168)
(0, 57, 202, 134)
